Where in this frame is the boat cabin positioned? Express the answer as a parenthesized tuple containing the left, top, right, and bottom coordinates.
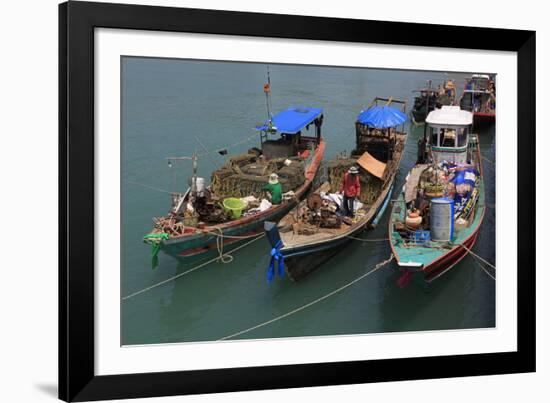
(467, 74, 491, 91)
(460, 74, 496, 114)
(354, 97, 407, 162)
(255, 107, 323, 159)
(426, 106, 473, 165)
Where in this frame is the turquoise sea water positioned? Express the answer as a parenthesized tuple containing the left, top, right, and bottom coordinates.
(121, 57, 495, 345)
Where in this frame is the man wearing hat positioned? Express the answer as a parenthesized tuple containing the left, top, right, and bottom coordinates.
(340, 166, 361, 217)
(263, 173, 282, 205)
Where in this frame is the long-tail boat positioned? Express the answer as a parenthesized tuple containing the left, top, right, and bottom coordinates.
(143, 77, 326, 267)
(388, 105, 485, 286)
(411, 79, 456, 124)
(264, 97, 407, 282)
(459, 74, 496, 125)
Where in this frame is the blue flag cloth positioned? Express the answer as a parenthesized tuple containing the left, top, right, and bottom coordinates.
(267, 240, 285, 283)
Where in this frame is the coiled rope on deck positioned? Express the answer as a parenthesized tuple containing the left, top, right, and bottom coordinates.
(218, 254, 394, 341)
(122, 233, 265, 301)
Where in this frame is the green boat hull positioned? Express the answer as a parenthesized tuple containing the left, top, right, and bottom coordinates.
(389, 177, 486, 284)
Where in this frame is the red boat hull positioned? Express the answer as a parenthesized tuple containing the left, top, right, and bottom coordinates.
(423, 227, 481, 283)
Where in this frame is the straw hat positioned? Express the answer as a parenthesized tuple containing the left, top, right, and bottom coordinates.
(268, 173, 279, 184)
(348, 166, 359, 174)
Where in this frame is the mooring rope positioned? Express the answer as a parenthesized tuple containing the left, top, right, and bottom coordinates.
(201, 228, 264, 239)
(345, 235, 389, 242)
(127, 132, 258, 195)
(472, 258, 496, 280)
(214, 227, 237, 264)
(122, 233, 265, 301)
(481, 155, 495, 165)
(218, 255, 394, 341)
(459, 244, 496, 269)
(126, 180, 173, 194)
(196, 132, 258, 158)
(204, 228, 268, 264)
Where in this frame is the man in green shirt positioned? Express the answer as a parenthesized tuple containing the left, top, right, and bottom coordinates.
(263, 173, 283, 204)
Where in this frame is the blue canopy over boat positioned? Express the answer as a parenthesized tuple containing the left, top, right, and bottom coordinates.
(255, 107, 323, 134)
(357, 106, 407, 129)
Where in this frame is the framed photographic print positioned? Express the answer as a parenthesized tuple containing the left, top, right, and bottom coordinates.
(59, 1, 535, 401)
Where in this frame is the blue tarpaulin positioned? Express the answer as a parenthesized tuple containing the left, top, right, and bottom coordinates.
(255, 107, 323, 134)
(357, 106, 407, 129)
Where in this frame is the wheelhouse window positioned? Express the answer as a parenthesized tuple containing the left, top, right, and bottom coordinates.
(430, 127, 469, 148)
(457, 127, 468, 147)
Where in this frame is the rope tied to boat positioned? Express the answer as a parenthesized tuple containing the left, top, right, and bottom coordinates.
(345, 235, 389, 242)
(267, 240, 285, 283)
(480, 154, 495, 165)
(458, 243, 496, 280)
(127, 180, 173, 194)
(219, 254, 394, 341)
(122, 233, 265, 301)
(473, 258, 496, 280)
(215, 227, 234, 263)
(459, 243, 495, 269)
(208, 228, 268, 264)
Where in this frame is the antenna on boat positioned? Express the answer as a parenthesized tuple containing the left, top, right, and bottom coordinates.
(418, 81, 432, 164)
(166, 152, 199, 193)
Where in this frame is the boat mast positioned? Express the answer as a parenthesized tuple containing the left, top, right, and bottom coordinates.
(264, 66, 273, 123)
(166, 152, 198, 193)
(420, 80, 432, 163)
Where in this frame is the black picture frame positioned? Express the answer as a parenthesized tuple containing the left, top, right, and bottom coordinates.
(59, 1, 536, 401)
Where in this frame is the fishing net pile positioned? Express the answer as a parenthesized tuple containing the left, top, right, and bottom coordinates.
(326, 158, 382, 205)
(210, 150, 306, 199)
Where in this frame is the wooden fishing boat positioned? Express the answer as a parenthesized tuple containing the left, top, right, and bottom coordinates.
(411, 80, 456, 124)
(144, 105, 326, 267)
(388, 105, 485, 286)
(264, 98, 407, 282)
(459, 74, 495, 125)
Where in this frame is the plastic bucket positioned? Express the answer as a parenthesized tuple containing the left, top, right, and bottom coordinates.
(223, 197, 246, 219)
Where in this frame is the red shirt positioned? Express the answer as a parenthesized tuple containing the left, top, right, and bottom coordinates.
(341, 172, 361, 197)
